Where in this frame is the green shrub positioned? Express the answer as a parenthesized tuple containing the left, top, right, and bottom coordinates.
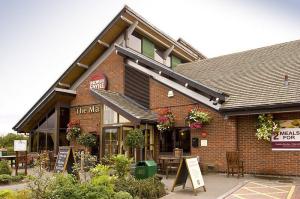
(0, 189, 14, 198)
(76, 133, 97, 148)
(0, 161, 12, 175)
(0, 174, 12, 184)
(11, 174, 25, 182)
(114, 191, 133, 199)
(112, 154, 132, 177)
(90, 164, 111, 177)
(0, 189, 31, 199)
(114, 176, 165, 199)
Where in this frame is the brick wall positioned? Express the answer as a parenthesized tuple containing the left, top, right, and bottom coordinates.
(238, 113, 300, 176)
(149, 79, 238, 171)
(70, 52, 124, 134)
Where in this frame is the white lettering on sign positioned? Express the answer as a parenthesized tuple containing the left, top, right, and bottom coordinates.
(89, 73, 107, 90)
(90, 79, 106, 90)
(75, 105, 100, 115)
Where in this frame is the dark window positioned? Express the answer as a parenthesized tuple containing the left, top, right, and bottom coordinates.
(124, 66, 150, 108)
(160, 128, 190, 154)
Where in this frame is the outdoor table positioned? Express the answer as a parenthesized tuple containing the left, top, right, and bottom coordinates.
(0, 155, 16, 167)
(158, 156, 181, 174)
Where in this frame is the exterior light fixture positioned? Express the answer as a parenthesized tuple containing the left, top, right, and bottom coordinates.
(185, 83, 188, 87)
(213, 97, 219, 105)
(168, 90, 174, 98)
(135, 59, 139, 64)
(158, 71, 162, 75)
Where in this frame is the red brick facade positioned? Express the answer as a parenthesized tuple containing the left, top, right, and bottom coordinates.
(67, 52, 300, 176)
(70, 52, 124, 134)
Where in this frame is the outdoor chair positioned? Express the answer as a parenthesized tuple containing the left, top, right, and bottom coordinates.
(226, 151, 244, 177)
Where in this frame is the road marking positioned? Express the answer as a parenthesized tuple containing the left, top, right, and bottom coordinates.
(287, 185, 295, 199)
(243, 187, 280, 199)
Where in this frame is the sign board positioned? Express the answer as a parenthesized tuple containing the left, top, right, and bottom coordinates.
(75, 105, 100, 115)
(200, 140, 207, 147)
(54, 146, 75, 173)
(89, 73, 107, 90)
(272, 120, 300, 151)
(172, 157, 206, 195)
(14, 140, 27, 151)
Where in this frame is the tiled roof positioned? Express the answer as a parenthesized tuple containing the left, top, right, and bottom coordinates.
(175, 39, 300, 110)
(91, 89, 157, 123)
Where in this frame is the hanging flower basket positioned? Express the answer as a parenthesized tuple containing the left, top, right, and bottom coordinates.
(66, 119, 81, 141)
(157, 108, 175, 132)
(185, 108, 211, 129)
(256, 114, 279, 141)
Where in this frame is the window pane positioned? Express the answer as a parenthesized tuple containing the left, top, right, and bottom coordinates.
(142, 38, 155, 58)
(103, 105, 118, 124)
(171, 55, 181, 68)
(128, 34, 141, 53)
(119, 114, 130, 123)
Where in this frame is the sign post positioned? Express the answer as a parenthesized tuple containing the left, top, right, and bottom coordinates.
(171, 157, 206, 196)
(14, 140, 27, 175)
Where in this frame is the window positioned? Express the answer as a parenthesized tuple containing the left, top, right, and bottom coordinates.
(103, 105, 118, 124)
(103, 105, 131, 124)
(171, 55, 181, 68)
(142, 37, 155, 58)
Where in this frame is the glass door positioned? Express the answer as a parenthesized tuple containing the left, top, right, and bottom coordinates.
(103, 128, 119, 157)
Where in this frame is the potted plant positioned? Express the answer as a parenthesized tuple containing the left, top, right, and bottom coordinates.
(76, 133, 97, 151)
(124, 129, 144, 163)
(256, 114, 279, 141)
(157, 108, 175, 132)
(185, 108, 211, 128)
(66, 120, 81, 141)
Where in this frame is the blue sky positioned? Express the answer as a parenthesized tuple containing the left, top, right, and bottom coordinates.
(0, 0, 300, 134)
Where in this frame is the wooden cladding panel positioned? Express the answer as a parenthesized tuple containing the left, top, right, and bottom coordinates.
(125, 66, 150, 108)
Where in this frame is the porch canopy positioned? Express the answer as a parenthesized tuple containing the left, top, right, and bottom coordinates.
(90, 89, 157, 124)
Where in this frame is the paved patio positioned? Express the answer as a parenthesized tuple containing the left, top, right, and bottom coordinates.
(161, 173, 300, 199)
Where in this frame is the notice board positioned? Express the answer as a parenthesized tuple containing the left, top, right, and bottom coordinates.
(172, 157, 206, 195)
(54, 146, 75, 173)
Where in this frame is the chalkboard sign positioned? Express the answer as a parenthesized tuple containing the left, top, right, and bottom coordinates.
(54, 146, 75, 173)
(171, 157, 206, 196)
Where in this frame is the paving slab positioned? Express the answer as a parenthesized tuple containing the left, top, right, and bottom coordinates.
(161, 173, 300, 199)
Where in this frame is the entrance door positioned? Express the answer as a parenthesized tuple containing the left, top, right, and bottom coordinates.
(103, 128, 119, 157)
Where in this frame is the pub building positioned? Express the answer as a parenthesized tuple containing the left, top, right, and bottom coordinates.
(13, 6, 300, 176)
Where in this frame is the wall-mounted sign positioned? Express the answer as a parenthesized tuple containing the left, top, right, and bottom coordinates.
(89, 73, 107, 90)
(14, 140, 27, 151)
(75, 105, 100, 115)
(200, 131, 207, 138)
(272, 119, 300, 151)
(200, 140, 207, 147)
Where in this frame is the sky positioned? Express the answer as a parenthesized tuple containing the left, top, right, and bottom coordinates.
(0, 0, 300, 135)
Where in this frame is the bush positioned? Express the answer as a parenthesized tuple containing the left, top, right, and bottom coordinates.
(0, 161, 12, 175)
(112, 154, 132, 177)
(114, 191, 133, 199)
(0, 189, 14, 198)
(90, 164, 111, 177)
(77, 134, 97, 148)
(11, 174, 25, 183)
(0, 174, 12, 184)
(114, 176, 166, 199)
